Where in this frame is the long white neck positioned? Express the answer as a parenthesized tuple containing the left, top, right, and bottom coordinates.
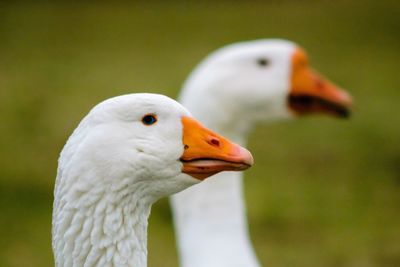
(53, 177, 154, 267)
(171, 94, 261, 267)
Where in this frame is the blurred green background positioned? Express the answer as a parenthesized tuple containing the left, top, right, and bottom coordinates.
(1, 1, 399, 266)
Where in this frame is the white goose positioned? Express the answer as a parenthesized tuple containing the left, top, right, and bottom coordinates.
(52, 93, 253, 267)
(171, 39, 352, 267)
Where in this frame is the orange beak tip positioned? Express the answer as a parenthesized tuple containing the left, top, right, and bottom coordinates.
(340, 89, 353, 106)
(238, 146, 254, 167)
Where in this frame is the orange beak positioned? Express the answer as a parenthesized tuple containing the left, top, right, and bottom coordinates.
(288, 48, 352, 118)
(180, 116, 254, 180)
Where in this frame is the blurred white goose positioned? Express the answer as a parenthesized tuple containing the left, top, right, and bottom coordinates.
(52, 93, 253, 267)
(171, 39, 352, 267)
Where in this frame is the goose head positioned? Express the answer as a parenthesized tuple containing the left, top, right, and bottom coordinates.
(180, 39, 352, 133)
(52, 93, 253, 266)
(55, 93, 253, 202)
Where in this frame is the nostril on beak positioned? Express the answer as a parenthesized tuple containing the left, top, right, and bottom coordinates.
(315, 78, 325, 90)
(208, 138, 220, 147)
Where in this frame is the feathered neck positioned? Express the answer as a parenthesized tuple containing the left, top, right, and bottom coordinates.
(171, 102, 260, 267)
(53, 172, 156, 267)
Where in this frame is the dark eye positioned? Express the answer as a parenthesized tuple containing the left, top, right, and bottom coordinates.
(142, 114, 157, 125)
(257, 58, 270, 67)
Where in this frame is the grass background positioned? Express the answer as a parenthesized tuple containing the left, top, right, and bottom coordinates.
(1, 1, 399, 266)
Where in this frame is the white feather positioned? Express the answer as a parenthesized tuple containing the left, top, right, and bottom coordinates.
(52, 93, 199, 267)
(171, 39, 298, 267)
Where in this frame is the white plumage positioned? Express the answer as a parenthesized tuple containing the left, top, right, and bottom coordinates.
(52, 93, 253, 267)
(171, 39, 352, 267)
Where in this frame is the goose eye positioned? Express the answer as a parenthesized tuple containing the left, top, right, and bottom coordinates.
(142, 114, 157, 125)
(257, 58, 270, 67)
